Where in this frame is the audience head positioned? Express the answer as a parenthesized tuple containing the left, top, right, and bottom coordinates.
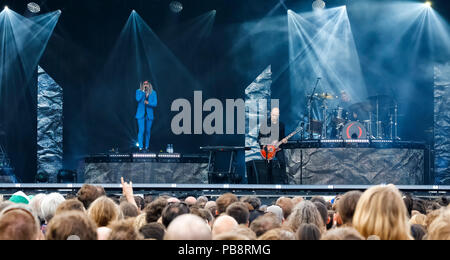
(108, 218, 143, 240)
(226, 202, 250, 225)
(145, 197, 168, 223)
(197, 196, 209, 204)
(165, 214, 212, 240)
(296, 223, 321, 240)
(120, 202, 139, 219)
(204, 201, 217, 217)
(310, 196, 327, 207)
(45, 211, 97, 240)
(77, 184, 102, 209)
(139, 223, 165, 240)
(403, 193, 414, 217)
(314, 202, 328, 229)
(426, 209, 443, 230)
(0, 205, 41, 240)
(216, 193, 238, 215)
(276, 197, 293, 220)
(410, 224, 427, 240)
(426, 209, 450, 240)
(409, 213, 427, 226)
(336, 190, 362, 226)
(353, 185, 412, 240)
(212, 215, 239, 237)
(161, 202, 190, 228)
(87, 196, 120, 227)
(291, 196, 304, 206)
(240, 196, 261, 211)
(190, 206, 214, 226)
(287, 200, 324, 233)
(55, 199, 85, 215)
(250, 213, 281, 237)
(8, 191, 31, 204)
(232, 225, 257, 240)
(41, 193, 65, 223)
(132, 196, 144, 211)
(184, 196, 197, 207)
(265, 205, 284, 224)
(28, 194, 46, 223)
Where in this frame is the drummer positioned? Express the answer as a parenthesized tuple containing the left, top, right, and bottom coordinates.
(339, 91, 362, 121)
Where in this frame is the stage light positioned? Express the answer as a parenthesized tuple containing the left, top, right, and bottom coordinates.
(169, 1, 183, 13)
(4, 6, 8, 11)
(425, 1, 432, 8)
(27, 2, 41, 13)
(312, 0, 326, 10)
(136, 142, 139, 147)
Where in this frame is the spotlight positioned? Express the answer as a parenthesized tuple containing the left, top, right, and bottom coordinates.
(169, 1, 183, 13)
(425, 1, 432, 7)
(312, 0, 326, 10)
(4, 6, 8, 11)
(27, 2, 41, 13)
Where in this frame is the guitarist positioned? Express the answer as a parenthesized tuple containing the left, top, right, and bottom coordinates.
(258, 107, 288, 184)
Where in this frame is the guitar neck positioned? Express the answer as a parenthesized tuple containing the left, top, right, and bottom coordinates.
(276, 128, 302, 147)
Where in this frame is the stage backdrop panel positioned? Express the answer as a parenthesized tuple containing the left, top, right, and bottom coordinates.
(37, 66, 63, 183)
(434, 63, 450, 185)
(84, 162, 209, 184)
(285, 148, 424, 185)
(245, 65, 272, 162)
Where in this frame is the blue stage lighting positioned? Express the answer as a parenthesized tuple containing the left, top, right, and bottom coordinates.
(312, 0, 326, 10)
(27, 2, 41, 13)
(169, 1, 183, 13)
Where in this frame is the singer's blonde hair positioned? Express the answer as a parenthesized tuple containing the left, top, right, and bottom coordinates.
(140, 81, 152, 91)
(353, 185, 412, 240)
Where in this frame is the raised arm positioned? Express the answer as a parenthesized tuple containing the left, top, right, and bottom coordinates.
(136, 89, 145, 102)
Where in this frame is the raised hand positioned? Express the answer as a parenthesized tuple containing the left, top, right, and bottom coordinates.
(121, 177, 139, 211)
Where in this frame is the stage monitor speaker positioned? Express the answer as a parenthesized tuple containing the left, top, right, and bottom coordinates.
(246, 160, 286, 184)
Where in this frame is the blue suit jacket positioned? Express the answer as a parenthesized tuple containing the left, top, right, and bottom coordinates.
(136, 89, 157, 120)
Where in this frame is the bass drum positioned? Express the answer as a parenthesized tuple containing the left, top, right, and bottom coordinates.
(342, 122, 367, 140)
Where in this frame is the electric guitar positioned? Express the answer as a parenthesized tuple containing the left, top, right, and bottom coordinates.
(260, 124, 303, 161)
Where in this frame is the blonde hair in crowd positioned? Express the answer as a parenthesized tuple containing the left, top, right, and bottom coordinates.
(87, 196, 121, 227)
(353, 185, 412, 240)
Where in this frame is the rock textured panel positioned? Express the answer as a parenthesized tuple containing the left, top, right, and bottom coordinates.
(245, 65, 272, 162)
(37, 66, 63, 183)
(285, 148, 424, 185)
(84, 162, 209, 184)
(434, 63, 450, 185)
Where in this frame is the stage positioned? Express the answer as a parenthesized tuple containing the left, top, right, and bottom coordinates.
(78, 140, 431, 186)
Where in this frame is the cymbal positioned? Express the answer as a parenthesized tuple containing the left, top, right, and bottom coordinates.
(313, 93, 336, 100)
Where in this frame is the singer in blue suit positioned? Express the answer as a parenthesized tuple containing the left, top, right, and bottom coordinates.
(136, 80, 157, 150)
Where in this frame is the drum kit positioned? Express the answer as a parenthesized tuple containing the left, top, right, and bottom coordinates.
(306, 93, 400, 140)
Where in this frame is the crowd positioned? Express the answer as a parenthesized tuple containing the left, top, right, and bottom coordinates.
(0, 178, 449, 240)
